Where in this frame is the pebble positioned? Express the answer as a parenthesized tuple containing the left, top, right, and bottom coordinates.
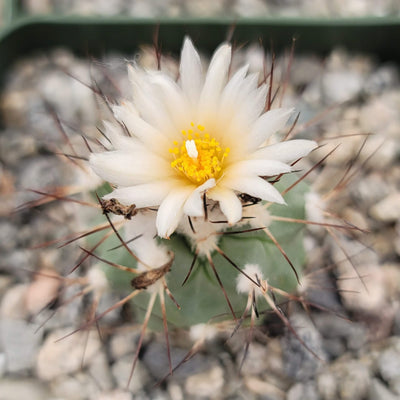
(184, 364, 225, 398)
(0, 284, 30, 320)
(0, 352, 6, 377)
(0, 90, 31, 127)
(17, 156, 69, 192)
(0, 130, 37, 166)
(233, 0, 269, 16)
(37, 68, 98, 125)
(183, 0, 227, 16)
(287, 381, 320, 400)
(109, 328, 139, 361)
(142, 341, 211, 380)
(244, 376, 286, 400)
(97, 390, 133, 400)
(370, 193, 400, 222)
(0, 378, 52, 400)
(352, 173, 391, 208)
(393, 306, 400, 336)
(377, 343, 400, 395)
(369, 378, 399, 400)
(111, 354, 150, 394)
(24, 269, 62, 316)
(0, 220, 18, 253)
(317, 371, 337, 400)
(313, 314, 368, 354)
(364, 65, 399, 95)
(0, 318, 43, 373)
(88, 350, 114, 392)
(336, 263, 387, 314)
(335, 359, 371, 400)
(322, 70, 364, 103)
(49, 372, 99, 400)
(36, 328, 102, 381)
(2, 249, 37, 280)
(23, 0, 52, 14)
(238, 342, 269, 376)
(282, 313, 326, 381)
(359, 95, 400, 137)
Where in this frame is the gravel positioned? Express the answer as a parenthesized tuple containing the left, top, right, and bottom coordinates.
(20, 0, 400, 17)
(1, 4, 400, 399)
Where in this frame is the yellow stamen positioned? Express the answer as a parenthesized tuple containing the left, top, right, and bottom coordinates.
(169, 122, 230, 184)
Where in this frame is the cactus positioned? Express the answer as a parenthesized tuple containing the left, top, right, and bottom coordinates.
(83, 37, 318, 334)
(92, 173, 309, 330)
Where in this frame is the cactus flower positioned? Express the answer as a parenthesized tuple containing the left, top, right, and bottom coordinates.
(90, 37, 317, 239)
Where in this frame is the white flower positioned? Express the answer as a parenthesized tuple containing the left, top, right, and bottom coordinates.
(90, 37, 317, 238)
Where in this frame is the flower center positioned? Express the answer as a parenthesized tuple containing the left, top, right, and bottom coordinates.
(169, 123, 230, 184)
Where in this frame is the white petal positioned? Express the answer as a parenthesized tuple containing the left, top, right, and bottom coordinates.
(223, 83, 268, 140)
(251, 139, 318, 163)
(219, 65, 250, 106)
(218, 67, 258, 127)
(149, 73, 191, 130)
(127, 65, 175, 133)
(112, 103, 169, 153)
(104, 180, 175, 208)
(208, 186, 242, 224)
(156, 187, 193, 238)
(180, 37, 203, 104)
(241, 83, 269, 124)
(183, 178, 216, 217)
(198, 43, 232, 118)
(225, 159, 291, 177)
(124, 215, 170, 271)
(89, 150, 173, 186)
(248, 108, 294, 151)
(101, 120, 140, 151)
(224, 176, 286, 204)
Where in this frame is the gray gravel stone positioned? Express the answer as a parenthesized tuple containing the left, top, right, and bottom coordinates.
(0, 352, 6, 377)
(0, 220, 18, 253)
(364, 65, 399, 95)
(88, 350, 114, 391)
(282, 313, 326, 380)
(287, 381, 320, 400)
(109, 328, 139, 360)
(49, 372, 100, 400)
(313, 314, 368, 354)
(317, 371, 337, 400)
(0, 378, 52, 400)
(369, 378, 399, 400)
(336, 360, 371, 400)
(237, 342, 269, 375)
(0, 318, 43, 373)
(142, 341, 212, 380)
(1, 249, 37, 280)
(322, 71, 364, 103)
(111, 354, 150, 393)
(377, 344, 400, 395)
(0, 130, 37, 166)
(97, 390, 133, 400)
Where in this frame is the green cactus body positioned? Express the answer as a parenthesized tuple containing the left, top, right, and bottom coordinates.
(92, 173, 308, 330)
